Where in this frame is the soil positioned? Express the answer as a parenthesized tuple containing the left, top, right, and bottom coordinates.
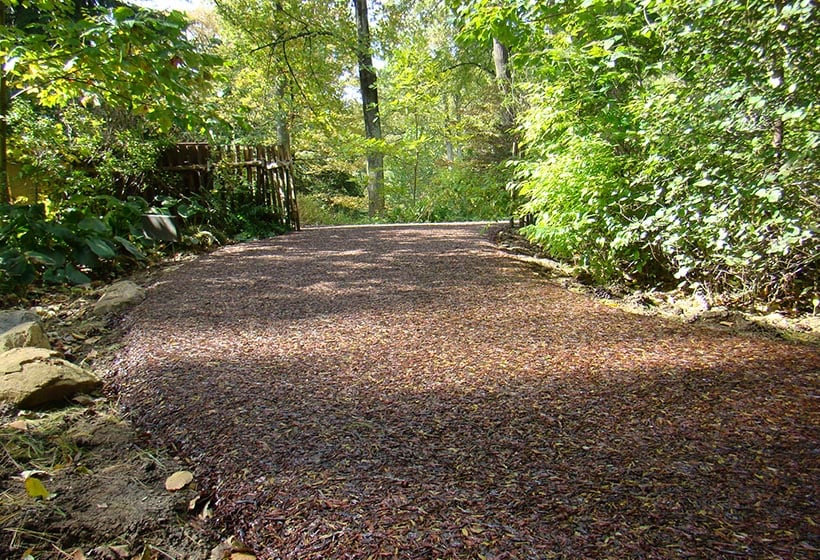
(1, 403, 211, 560)
(1, 259, 216, 560)
(1, 222, 818, 560)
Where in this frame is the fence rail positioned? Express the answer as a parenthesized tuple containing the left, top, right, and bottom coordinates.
(159, 142, 300, 231)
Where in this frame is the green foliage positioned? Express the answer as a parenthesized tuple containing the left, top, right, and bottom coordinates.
(0, 197, 150, 292)
(298, 193, 368, 226)
(2, 0, 220, 133)
(517, 135, 645, 281)
(9, 100, 168, 200)
(296, 167, 363, 197)
(460, 0, 819, 309)
(377, 0, 513, 223)
(388, 161, 511, 223)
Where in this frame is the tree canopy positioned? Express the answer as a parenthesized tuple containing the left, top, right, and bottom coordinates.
(1, 0, 817, 310)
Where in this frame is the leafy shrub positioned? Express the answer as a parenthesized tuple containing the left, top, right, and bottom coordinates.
(297, 194, 368, 226)
(296, 168, 362, 197)
(386, 161, 512, 223)
(503, 0, 818, 310)
(0, 198, 150, 293)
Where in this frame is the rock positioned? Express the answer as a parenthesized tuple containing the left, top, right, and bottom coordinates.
(0, 310, 51, 351)
(92, 281, 146, 316)
(0, 347, 102, 408)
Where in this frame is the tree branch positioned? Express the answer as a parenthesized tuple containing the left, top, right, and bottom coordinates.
(250, 30, 334, 54)
(440, 61, 494, 77)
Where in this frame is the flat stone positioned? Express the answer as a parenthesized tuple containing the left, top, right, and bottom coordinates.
(0, 347, 101, 409)
(0, 310, 51, 351)
(93, 281, 146, 316)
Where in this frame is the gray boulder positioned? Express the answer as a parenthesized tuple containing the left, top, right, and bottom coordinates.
(93, 281, 146, 316)
(0, 347, 101, 408)
(0, 310, 51, 351)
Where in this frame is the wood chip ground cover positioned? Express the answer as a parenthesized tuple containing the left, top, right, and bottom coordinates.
(105, 224, 818, 559)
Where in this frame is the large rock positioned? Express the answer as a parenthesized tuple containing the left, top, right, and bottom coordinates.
(93, 281, 146, 316)
(0, 310, 51, 351)
(0, 347, 101, 408)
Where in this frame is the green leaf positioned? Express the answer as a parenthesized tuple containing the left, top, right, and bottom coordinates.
(24, 251, 56, 266)
(43, 267, 66, 284)
(113, 6, 136, 22)
(64, 264, 91, 285)
(114, 235, 146, 259)
(78, 217, 109, 234)
(86, 237, 117, 259)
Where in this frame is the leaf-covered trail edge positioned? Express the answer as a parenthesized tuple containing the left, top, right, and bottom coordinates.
(107, 223, 820, 559)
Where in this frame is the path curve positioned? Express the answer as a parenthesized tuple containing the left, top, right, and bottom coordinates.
(110, 224, 819, 559)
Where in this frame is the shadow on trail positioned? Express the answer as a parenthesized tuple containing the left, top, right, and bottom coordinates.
(110, 224, 820, 559)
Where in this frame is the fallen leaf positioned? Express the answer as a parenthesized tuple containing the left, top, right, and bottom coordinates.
(138, 546, 158, 560)
(230, 554, 256, 560)
(199, 500, 213, 520)
(5, 420, 28, 431)
(109, 544, 129, 558)
(71, 549, 86, 560)
(165, 470, 194, 491)
(25, 476, 54, 500)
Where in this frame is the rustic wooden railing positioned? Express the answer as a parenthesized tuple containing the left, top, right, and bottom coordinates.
(159, 142, 300, 231)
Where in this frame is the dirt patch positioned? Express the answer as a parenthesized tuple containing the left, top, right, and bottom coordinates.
(0, 401, 211, 559)
(1, 261, 216, 560)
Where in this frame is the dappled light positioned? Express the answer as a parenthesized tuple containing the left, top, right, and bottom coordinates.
(110, 224, 819, 559)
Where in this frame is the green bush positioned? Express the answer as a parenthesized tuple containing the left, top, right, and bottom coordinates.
(297, 193, 368, 226)
(498, 0, 819, 309)
(0, 198, 150, 293)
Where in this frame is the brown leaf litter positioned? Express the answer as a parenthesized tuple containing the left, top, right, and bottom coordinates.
(76, 223, 820, 558)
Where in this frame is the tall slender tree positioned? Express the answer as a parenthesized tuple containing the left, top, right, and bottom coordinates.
(353, 0, 384, 217)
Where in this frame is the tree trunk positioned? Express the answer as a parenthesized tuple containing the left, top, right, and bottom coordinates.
(275, 80, 291, 150)
(273, 2, 291, 154)
(492, 37, 515, 134)
(771, 0, 784, 163)
(0, 5, 10, 205)
(353, 0, 384, 217)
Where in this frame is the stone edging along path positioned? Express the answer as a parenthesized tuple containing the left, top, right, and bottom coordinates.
(108, 223, 819, 559)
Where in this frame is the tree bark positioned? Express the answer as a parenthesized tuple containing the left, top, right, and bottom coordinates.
(0, 5, 10, 205)
(771, 0, 784, 163)
(275, 79, 291, 150)
(492, 37, 515, 133)
(273, 2, 291, 153)
(353, 0, 384, 217)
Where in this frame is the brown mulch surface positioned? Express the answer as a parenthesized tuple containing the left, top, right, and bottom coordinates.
(107, 223, 820, 559)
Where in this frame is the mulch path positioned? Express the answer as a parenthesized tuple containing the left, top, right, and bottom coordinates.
(107, 223, 820, 559)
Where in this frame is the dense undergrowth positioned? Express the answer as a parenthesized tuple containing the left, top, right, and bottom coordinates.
(0, 193, 287, 298)
(459, 0, 819, 313)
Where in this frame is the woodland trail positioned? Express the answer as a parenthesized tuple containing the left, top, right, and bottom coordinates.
(109, 223, 819, 559)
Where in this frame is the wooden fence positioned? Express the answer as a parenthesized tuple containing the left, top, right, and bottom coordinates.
(159, 142, 300, 231)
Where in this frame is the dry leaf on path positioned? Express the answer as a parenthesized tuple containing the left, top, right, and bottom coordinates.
(164, 470, 194, 491)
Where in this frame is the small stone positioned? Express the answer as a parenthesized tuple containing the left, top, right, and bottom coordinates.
(0, 310, 51, 351)
(92, 281, 146, 316)
(0, 347, 102, 408)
